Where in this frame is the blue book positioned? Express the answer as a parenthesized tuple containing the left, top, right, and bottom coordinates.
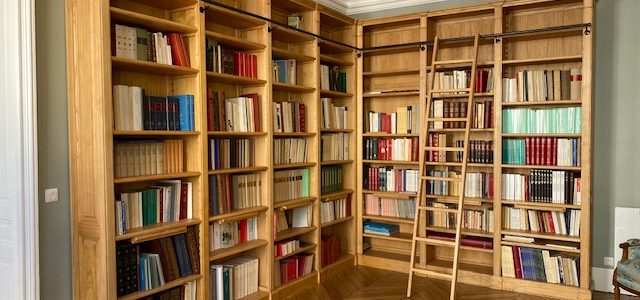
(171, 95, 189, 131)
(139, 256, 147, 290)
(188, 95, 194, 131)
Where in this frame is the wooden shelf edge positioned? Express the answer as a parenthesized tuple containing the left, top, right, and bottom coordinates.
(274, 196, 316, 209)
(208, 166, 268, 175)
(274, 243, 318, 261)
(115, 219, 201, 242)
(113, 130, 200, 136)
(320, 189, 354, 199)
(114, 172, 201, 184)
(117, 274, 202, 300)
(321, 215, 354, 228)
(209, 206, 269, 223)
(275, 226, 317, 242)
(209, 239, 269, 261)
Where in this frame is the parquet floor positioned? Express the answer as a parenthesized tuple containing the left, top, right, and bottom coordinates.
(284, 266, 635, 300)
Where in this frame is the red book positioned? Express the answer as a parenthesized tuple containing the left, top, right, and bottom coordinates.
(233, 52, 241, 77)
(179, 182, 188, 219)
(225, 175, 232, 211)
(167, 33, 187, 67)
(387, 139, 393, 161)
(489, 173, 494, 198)
(299, 103, 306, 132)
(239, 219, 247, 242)
(546, 212, 556, 234)
(512, 246, 523, 279)
(251, 54, 257, 79)
(534, 137, 541, 165)
(217, 91, 226, 130)
(206, 88, 214, 131)
(412, 137, 419, 161)
(244, 53, 250, 78)
(551, 138, 557, 166)
(377, 139, 384, 160)
(546, 138, 553, 165)
(525, 137, 531, 165)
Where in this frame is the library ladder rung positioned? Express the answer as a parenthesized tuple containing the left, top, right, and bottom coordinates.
(426, 117, 467, 122)
(415, 236, 457, 247)
(410, 267, 453, 280)
(429, 88, 471, 94)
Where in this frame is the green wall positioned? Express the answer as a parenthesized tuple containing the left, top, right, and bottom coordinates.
(354, 0, 638, 271)
(36, 0, 71, 298)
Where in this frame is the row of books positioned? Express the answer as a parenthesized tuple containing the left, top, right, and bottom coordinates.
(503, 207, 581, 236)
(275, 205, 313, 233)
(501, 246, 579, 286)
(430, 100, 465, 129)
(273, 59, 297, 84)
(116, 228, 200, 296)
(113, 86, 195, 132)
(321, 166, 343, 194)
(210, 256, 259, 300)
(365, 105, 420, 134)
(456, 140, 494, 164)
(502, 170, 581, 204)
(472, 101, 494, 129)
(433, 69, 494, 94)
(114, 140, 183, 178)
(206, 40, 257, 78)
(208, 174, 262, 216)
(114, 25, 190, 67)
(426, 171, 494, 199)
(320, 196, 352, 224)
(502, 107, 582, 134)
(426, 232, 493, 249)
(502, 69, 581, 102)
(274, 169, 310, 203)
(321, 234, 340, 267)
(428, 203, 494, 232)
(320, 64, 347, 92)
(274, 138, 308, 165)
(273, 101, 306, 133)
(275, 254, 315, 287)
(321, 98, 349, 130)
(209, 139, 254, 170)
(321, 133, 349, 161)
(503, 138, 580, 167)
(274, 239, 302, 258)
(363, 166, 420, 193)
(363, 138, 419, 161)
(206, 90, 261, 132)
(363, 220, 399, 236)
(115, 180, 192, 235)
(210, 217, 258, 251)
(364, 195, 416, 219)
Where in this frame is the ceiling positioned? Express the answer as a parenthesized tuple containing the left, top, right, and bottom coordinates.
(316, 0, 447, 15)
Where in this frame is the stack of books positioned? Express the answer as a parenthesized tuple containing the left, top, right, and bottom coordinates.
(364, 166, 419, 193)
(209, 138, 255, 170)
(272, 101, 306, 133)
(363, 221, 399, 236)
(274, 239, 302, 258)
(502, 246, 579, 286)
(114, 140, 183, 178)
(210, 256, 259, 299)
(502, 68, 581, 102)
(364, 138, 419, 161)
(503, 138, 580, 166)
(428, 203, 494, 232)
(366, 105, 420, 134)
(274, 138, 308, 165)
(273, 169, 310, 202)
(502, 170, 581, 204)
(113, 86, 195, 131)
(321, 133, 349, 161)
(502, 107, 581, 134)
(364, 195, 416, 219)
(503, 207, 581, 236)
(321, 98, 349, 130)
(206, 90, 261, 132)
(321, 166, 343, 194)
(275, 254, 315, 287)
(320, 195, 352, 224)
(320, 64, 346, 92)
(321, 234, 341, 267)
(208, 173, 262, 216)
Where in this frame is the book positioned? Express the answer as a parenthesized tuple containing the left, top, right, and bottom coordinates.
(426, 232, 493, 249)
(364, 194, 415, 219)
(503, 138, 580, 167)
(321, 166, 343, 194)
(363, 221, 399, 236)
(113, 140, 183, 178)
(366, 104, 420, 134)
(210, 256, 259, 299)
(363, 166, 419, 193)
(321, 98, 349, 130)
(433, 68, 493, 94)
(501, 246, 579, 286)
(209, 138, 255, 170)
(503, 207, 581, 236)
(501, 170, 581, 204)
(321, 195, 352, 224)
(321, 234, 340, 267)
(291, 205, 313, 228)
(113, 24, 189, 67)
(272, 101, 306, 133)
(320, 64, 347, 92)
(273, 59, 297, 84)
(425, 170, 493, 200)
(502, 107, 581, 134)
(273, 169, 310, 202)
(364, 138, 418, 161)
(206, 91, 261, 132)
(208, 173, 262, 216)
(274, 138, 308, 165)
(427, 203, 494, 233)
(321, 133, 349, 161)
(207, 43, 258, 78)
(288, 16, 303, 29)
(502, 68, 578, 102)
(275, 239, 302, 258)
(210, 216, 258, 251)
(275, 254, 314, 287)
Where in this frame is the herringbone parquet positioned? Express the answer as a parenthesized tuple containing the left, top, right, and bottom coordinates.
(284, 266, 635, 300)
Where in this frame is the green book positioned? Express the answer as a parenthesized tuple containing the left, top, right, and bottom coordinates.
(302, 168, 309, 197)
(135, 27, 149, 61)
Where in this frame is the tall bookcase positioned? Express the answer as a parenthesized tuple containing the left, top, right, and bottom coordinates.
(66, 0, 356, 299)
(356, 0, 593, 299)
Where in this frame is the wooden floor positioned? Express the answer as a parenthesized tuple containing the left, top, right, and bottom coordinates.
(285, 266, 635, 300)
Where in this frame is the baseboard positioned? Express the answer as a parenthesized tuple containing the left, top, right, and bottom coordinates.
(592, 267, 633, 296)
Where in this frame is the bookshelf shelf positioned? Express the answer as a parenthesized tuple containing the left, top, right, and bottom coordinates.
(272, 132, 316, 137)
(501, 241, 581, 254)
(424, 161, 494, 168)
(112, 130, 200, 136)
(362, 232, 413, 242)
(363, 45, 419, 56)
(113, 172, 201, 184)
(272, 47, 316, 62)
(114, 218, 201, 242)
(319, 54, 353, 66)
(320, 89, 354, 98)
(362, 190, 417, 198)
(319, 40, 354, 54)
(320, 160, 354, 166)
(117, 274, 203, 300)
(120, 0, 196, 10)
(501, 100, 583, 107)
(203, 5, 266, 29)
(500, 200, 581, 210)
(363, 68, 420, 77)
(502, 164, 581, 171)
(426, 259, 493, 276)
(362, 132, 419, 138)
(273, 196, 317, 210)
(207, 166, 269, 175)
(320, 189, 354, 199)
(426, 62, 494, 71)
(237, 290, 270, 300)
(363, 215, 415, 224)
(321, 215, 355, 228)
(275, 243, 318, 261)
(426, 226, 494, 239)
(362, 160, 419, 166)
(209, 206, 269, 223)
(109, 7, 198, 34)
(321, 128, 354, 133)
(431, 92, 494, 99)
(320, 253, 354, 273)
(272, 26, 315, 43)
(500, 229, 581, 243)
(501, 133, 582, 138)
(275, 226, 318, 242)
(209, 239, 270, 261)
(272, 271, 318, 293)
(273, 162, 316, 170)
(207, 131, 268, 137)
(424, 194, 492, 204)
(111, 57, 199, 76)
(429, 128, 494, 133)
(502, 55, 583, 66)
(363, 91, 420, 98)
(205, 72, 267, 85)
(272, 82, 316, 93)
(204, 30, 266, 51)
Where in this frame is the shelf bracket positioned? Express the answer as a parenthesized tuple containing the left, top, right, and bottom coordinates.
(419, 44, 426, 51)
(495, 37, 501, 44)
(356, 51, 362, 58)
(199, 6, 207, 13)
(268, 25, 275, 33)
(584, 25, 591, 35)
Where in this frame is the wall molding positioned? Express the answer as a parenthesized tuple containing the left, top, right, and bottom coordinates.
(315, 0, 447, 15)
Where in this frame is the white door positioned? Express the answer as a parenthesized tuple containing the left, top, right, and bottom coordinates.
(0, 0, 39, 299)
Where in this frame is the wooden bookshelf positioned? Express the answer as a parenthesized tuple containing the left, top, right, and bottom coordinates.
(356, 1, 593, 299)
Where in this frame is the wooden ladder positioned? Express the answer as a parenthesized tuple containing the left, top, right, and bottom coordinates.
(406, 33, 480, 300)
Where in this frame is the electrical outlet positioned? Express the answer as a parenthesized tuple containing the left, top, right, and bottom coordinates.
(44, 188, 59, 203)
(604, 257, 614, 267)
